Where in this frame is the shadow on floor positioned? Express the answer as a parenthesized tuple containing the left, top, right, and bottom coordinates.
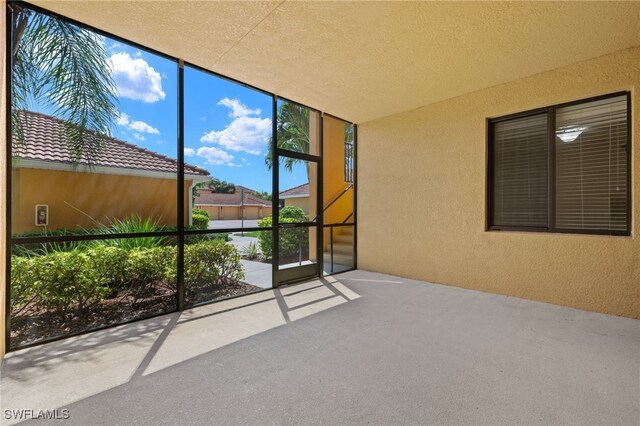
(0, 275, 361, 423)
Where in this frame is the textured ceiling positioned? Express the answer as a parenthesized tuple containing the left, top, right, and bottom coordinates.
(30, 1, 640, 124)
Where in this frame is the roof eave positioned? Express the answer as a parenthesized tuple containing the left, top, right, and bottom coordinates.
(15, 158, 210, 182)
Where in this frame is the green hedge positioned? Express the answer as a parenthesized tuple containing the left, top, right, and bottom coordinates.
(184, 240, 243, 287)
(11, 241, 244, 317)
(257, 206, 309, 258)
(192, 208, 210, 220)
(192, 214, 209, 230)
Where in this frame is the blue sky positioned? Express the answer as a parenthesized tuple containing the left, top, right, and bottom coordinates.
(106, 39, 306, 193)
(25, 13, 306, 194)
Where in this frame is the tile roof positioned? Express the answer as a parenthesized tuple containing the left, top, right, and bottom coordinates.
(13, 111, 209, 176)
(195, 186, 271, 207)
(279, 182, 309, 197)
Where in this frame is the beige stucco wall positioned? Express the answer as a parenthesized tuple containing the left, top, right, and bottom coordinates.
(198, 205, 273, 221)
(221, 206, 237, 220)
(261, 207, 273, 219)
(283, 197, 309, 214)
(359, 46, 640, 319)
(11, 168, 194, 233)
(197, 205, 220, 219)
(1, 0, 7, 358)
(242, 206, 258, 220)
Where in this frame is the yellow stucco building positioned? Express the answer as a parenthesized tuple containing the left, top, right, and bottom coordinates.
(11, 111, 209, 234)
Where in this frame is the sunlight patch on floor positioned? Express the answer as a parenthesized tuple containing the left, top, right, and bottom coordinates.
(1, 276, 360, 423)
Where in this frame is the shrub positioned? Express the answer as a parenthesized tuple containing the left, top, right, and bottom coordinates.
(184, 240, 244, 287)
(192, 214, 209, 230)
(10, 256, 40, 316)
(185, 232, 230, 244)
(10, 238, 244, 321)
(88, 246, 129, 288)
(12, 240, 88, 257)
(19, 251, 111, 315)
(10, 245, 172, 317)
(241, 241, 260, 260)
(280, 205, 308, 221)
(98, 215, 170, 250)
(124, 246, 177, 298)
(13, 215, 171, 254)
(12, 228, 90, 239)
(257, 206, 310, 258)
(257, 216, 273, 258)
(192, 208, 210, 220)
(107, 214, 164, 234)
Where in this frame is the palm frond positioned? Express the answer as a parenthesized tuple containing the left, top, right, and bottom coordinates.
(12, 9, 118, 164)
(265, 102, 311, 173)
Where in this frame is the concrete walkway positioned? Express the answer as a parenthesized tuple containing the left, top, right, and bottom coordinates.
(208, 219, 260, 230)
(240, 259, 272, 289)
(2, 270, 639, 425)
(228, 233, 260, 253)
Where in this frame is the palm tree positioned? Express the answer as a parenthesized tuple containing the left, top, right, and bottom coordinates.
(265, 103, 354, 181)
(265, 101, 311, 175)
(10, 4, 118, 163)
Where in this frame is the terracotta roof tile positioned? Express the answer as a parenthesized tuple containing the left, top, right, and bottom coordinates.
(13, 111, 209, 176)
(279, 182, 309, 197)
(195, 186, 271, 207)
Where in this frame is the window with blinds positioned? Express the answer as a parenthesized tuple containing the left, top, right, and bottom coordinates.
(492, 114, 548, 227)
(488, 92, 630, 235)
(555, 95, 628, 231)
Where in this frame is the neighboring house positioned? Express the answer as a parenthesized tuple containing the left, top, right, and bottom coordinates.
(279, 182, 309, 214)
(12, 111, 210, 233)
(194, 185, 272, 220)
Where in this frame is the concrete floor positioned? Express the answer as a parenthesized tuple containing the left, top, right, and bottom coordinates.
(1, 270, 639, 425)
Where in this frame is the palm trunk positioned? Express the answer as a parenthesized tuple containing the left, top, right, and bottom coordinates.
(9, 5, 28, 64)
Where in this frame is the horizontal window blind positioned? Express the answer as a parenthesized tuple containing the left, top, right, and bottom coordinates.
(555, 95, 628, 231)
(492, 113, 548, 227)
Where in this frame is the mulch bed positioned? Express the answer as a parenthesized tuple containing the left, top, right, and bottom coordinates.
(185, 282, 263, 306)
(10, 281, 263, 348)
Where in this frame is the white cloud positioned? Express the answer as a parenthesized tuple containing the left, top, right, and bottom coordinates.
(201, 115, 271, 155)
(197, 146, 238, 167)
(218, 98, 261, 118)
(184, 148, 196, 157)
(108, 52, 165, 103)
(117, 112, 160, 134)
(199, 98, 271, 155)
(132, 133, 145, 142)
(116, 112, 130, 126)
(128, 120, 159, 134)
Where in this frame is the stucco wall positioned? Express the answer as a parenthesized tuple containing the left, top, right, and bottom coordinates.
(11, 168, 195, 233)
(196, 205, 219, 219)
(358, 46, 640, 319)
(322, 115, 354, 253)
(323, 115, 354, 225)
(283, 197, 309, 214)
(197, 205, 272, 221)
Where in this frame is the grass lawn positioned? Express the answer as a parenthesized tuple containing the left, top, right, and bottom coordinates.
(233, 231, 262, 238)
